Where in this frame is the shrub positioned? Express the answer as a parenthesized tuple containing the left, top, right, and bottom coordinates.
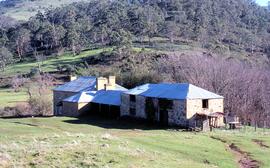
(11, 76, 28, 92)
(14, 103, 31, 116)
(29, 68, 40, 77)
(28, 95, 53, 116)
(120, 71, 163, 89)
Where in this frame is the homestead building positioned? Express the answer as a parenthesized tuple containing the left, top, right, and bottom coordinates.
(53, 76, 224, 130)
(120, 83, 224, 130)
(53, 76, 127, 117)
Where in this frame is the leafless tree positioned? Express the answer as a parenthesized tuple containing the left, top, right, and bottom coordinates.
(11, 75, 28, 92)
(158, 53, 270, 128)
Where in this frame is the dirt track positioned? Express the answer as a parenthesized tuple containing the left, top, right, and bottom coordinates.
(252, 139, 269, 149)
(211, 136, 260, 168)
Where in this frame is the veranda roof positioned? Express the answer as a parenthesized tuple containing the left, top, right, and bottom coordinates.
(63, 90, 123, 106)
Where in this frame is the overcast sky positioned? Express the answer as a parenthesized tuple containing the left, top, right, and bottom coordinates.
(256, 0, 269, 6)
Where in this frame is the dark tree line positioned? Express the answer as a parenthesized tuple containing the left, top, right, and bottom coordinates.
(1, 0, 270, 69)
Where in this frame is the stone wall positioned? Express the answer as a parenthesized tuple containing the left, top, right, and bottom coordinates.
(186, 99, 223, 118)
(120, 94, 187, 126)
(120, 94, 224, 128)
(186, 98, 224, 127)
(168, 100, 186, 126)
(136, 95, 146, 118)
(53, 91, 78, 115)
(120, 94, 130, 116)
(120, 94, 147, 119)
(62, 102, 90, 117)
(209, 99, 224, 113)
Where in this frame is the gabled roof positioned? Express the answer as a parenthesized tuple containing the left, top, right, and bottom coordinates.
(53, 76, 127, 92)
(63, 90, 123, 106)
(53, 76, 96, 92)
(125, 83, 223, 100)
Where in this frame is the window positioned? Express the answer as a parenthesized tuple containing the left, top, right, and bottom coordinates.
(202, 99, 209, 109)
(130, 95, 136, 102)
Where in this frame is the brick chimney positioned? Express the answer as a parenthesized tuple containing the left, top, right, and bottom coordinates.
(69, 75, 77, 81)
(96, 77, 108, 90)
(96, 76, 116, 90)
(106, 76, 116, 90)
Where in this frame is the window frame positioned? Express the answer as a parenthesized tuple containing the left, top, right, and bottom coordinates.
(202, 99, 209, 109)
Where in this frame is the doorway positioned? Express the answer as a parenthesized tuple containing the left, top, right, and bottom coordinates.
(158, 99, 173, 126)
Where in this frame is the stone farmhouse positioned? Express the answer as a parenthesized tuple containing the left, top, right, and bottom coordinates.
(53, 76, 224, 130)
(53, 76, 127, 117)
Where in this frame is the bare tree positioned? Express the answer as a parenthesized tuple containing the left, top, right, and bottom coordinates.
(11, 75, 27, 92)
(0, 47, 13, 71)
(159, 53, 270, 128)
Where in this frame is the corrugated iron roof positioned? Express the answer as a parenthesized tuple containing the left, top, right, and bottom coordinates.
(63, 90, 123, 106)
(63, 91, 96, 103)
(53, 76, 96, 92)
(53, 76, 127, 92)
(125, 83, 223, 100)
(92, 90, 123, 106)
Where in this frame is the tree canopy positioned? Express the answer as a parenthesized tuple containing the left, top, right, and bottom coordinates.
(0, 0, 270, 62)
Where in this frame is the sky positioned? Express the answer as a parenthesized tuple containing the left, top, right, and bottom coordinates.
(256, 0, 269, 6)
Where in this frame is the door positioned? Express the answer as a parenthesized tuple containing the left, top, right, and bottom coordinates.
(158, 99, 173, 126)
(159, 109, 168, 126)
(145, 98, 156, 122)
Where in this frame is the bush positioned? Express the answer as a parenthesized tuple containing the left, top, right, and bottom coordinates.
(28, 95, 53, 116)
(15, 103, 31, 116)
(120, 71, 163, 89)
(29, 68, 40, 77)
(0, 104, 34, 117)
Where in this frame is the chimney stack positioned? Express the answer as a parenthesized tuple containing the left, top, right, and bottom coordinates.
(96, 76, 116, 90)
(69, 75, 77, 81)
(96, 77, 107, 90)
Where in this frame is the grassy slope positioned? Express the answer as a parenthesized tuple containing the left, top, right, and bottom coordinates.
(0, 87, 52, 108)
(0, 48, 106, 77)
(2, 0, 87, 21)
(0, 117, 269, 168)
(0, 49, 105, 108)
(0, 88, 28, 107)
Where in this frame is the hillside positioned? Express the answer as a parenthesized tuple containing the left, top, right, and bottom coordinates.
(0, 0, 269, 130)
(0, 0, 270, 65)
(0, 0, 87, 20)
(0, 117, 270, 168)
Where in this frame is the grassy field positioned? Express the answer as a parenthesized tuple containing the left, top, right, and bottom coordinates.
(2, 0, 88, 21)
(0, 117, 269, 168)
(0, 48, 107, 77)
(0, 88, 53, 108)
(0, 88, 29, 107)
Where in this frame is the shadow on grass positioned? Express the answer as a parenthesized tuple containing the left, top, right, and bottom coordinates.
(63, 115, 179, 131)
